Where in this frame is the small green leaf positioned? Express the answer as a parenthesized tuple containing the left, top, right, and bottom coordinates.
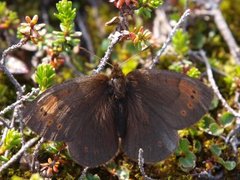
(0, 155, 9, 162)
(193, 140, 202, 153)
(210, 144, 222, 156)
(179, 138, 190, 153)
(4, 129, 22, 151)
(34, 64, 56, 91)
(209, 123, 224, 136)
(223, 161, 236, 171)
(198, 115, 215, 130)
(178, 152, 196, 172)
(84, 174, 100, 180)
(30, 173, 43, 180)
(116, 167, 130, 180)
(209, 96, 218, 110)
(186, 67, 201, 78)
(122, 59, 138, 75)
(172, 29, 189, 56)
(219, 112, 234, 127)
(10, 175, 23, 180)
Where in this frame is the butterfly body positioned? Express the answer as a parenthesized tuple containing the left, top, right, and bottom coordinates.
(23, 65, 213, 167)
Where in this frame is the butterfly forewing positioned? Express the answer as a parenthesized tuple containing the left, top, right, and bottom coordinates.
(23, 74, 119, 167)
(126, 69, 213, 130)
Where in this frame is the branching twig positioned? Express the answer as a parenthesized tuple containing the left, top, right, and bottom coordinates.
(93, 31, 124, 74)
(31, 137, 45, 171)
(200, 50, 240, 117)
(150, 9, 191, 68)
(0, 88, 39, 116)
(138, 148, 156, 180)
(0, 137, 39, 173)
(76, 11, 95, 63)
(212, 9, 240, 64)
(0, 117, 10, 129)
(78, 167, 89, 180)
(0, 39, 27, 96)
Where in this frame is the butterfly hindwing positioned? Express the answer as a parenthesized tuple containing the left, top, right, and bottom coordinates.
(123, 89, 179, 162)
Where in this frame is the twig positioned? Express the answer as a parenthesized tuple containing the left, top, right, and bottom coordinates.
(152, 8, 172, 43)
(0, 137, 39, 173)
(0, 39, 27, 96)
(76, 11, 95, 63)
(138, 148, 156, 180)
(192, 1, 240, 64)
(31, 137, 45, 171)
(78, 167, 89, 180)
(150, 9, 191, 68)
(0, 88, 39, 147)
(93, 31, 124, 74)
(0, 88, 39, 116)
(212, 9, 240, 64)
(0, 117, 10, 129)
(200, 50, 240, 117)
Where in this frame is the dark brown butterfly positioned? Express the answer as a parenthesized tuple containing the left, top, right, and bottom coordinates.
(23, 64, 213, 167)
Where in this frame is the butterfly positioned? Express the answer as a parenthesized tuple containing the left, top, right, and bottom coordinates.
(23, 64, 213, 167)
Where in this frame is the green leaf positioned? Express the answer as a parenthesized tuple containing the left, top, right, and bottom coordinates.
(30, 173, 43, 180)
(10, 175, 23, 180)
(135, 7, 152, 19)
(178, 152, 196, 172)
(34, 64, 56, 91)
(209, 96, 219, 110)
(122, 59, 138, 75)
(172, 29, 190, 55)
(186, 67, 201, 78)
(84, 174, 100, 180)
(198, 115, 215, 130)
(209, 123, 224, 136)
(179, 138, 190, 153)
(4, 129, 22, 151)
(219, 112, 234, 127)
(210, 144, 222, 156)
(223, 161, 236, 171)
(0, 155, 9, 162)
(116, 167, 130, 180)
(193, 140, 202, 153)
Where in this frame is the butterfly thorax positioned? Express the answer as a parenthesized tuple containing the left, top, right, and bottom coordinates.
(109, 64, 126, 100)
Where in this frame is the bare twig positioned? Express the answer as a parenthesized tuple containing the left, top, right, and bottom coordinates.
(0, 88, 39, 116)
(31, 137, 45, 171)
(138, 148, 156, 180)
(0, 88, 39, 148)
(0, 137, 39, 173)
(152, 8, 172, 43)
(192, 0, 240, 64)
(78, 167, 89, 180)
(212, 9, 240, 64)
(0, 39, 27, 96)
(76, 11, 95, 63)
(93, 31, 124, 74)
(200, 50, 240, 117)
(0, 117, 10, 129)
(150, 9, 191, 68)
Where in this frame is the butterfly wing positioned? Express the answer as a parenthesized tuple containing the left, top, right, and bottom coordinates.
(23, 74, 119, 167)
(123, 69, 213, 162)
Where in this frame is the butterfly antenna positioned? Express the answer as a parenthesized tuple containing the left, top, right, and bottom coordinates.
(79, 47, 114, 68)
(79, 47, 101, 61)
(119, 44, 152, 67)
